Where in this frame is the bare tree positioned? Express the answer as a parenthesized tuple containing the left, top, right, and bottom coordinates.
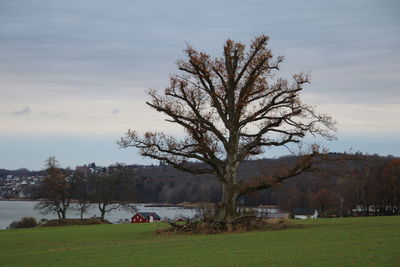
(90, 164, 137, 220)
(72, 166, 92, 220)
(120, 35, 336, 223)
(35, 157, 77, 220)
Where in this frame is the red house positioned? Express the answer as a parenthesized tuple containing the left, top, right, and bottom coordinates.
(131, 212, 161, 223)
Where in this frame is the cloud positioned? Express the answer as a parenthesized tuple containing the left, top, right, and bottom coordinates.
(40, 111, 66, 117)
(0, 0, 399, 169)
(13, 106, 31, 116)
(112, 108, 121, 115)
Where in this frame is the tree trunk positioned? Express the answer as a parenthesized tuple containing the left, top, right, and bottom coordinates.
(213, 184, 239, 223)
(99, 203, 106, 221)
(61, 209, 66, 220)
(213, 152, 240, 224)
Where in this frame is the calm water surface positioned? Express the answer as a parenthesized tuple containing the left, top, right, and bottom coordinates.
(0, 200, 198, 229)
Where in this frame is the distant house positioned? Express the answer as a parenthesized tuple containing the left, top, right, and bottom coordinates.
(131, 212, 161, 223)
(293, 208, 318, 219)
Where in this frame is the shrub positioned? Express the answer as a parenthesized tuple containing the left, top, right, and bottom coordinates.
(8, 217, 38, 229)
(196, 203, 215, 223)
(40, 218, 111, 227)
(8, 221, 19, 229)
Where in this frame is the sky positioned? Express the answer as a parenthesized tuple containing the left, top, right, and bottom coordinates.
(0, 0, 399, 170)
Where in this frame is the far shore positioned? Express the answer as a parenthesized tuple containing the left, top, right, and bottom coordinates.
(0, 199, 202, 208)
(0, 198, 38, 202)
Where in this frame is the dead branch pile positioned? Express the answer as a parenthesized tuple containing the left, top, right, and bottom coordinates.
(159, 217, 298, 234)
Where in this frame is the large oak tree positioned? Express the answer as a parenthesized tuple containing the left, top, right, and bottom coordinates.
(120, 35, 336, 223)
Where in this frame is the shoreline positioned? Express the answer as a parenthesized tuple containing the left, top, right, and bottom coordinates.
(0, 198, 38, 202)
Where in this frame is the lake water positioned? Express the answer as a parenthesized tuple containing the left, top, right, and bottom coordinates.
(0, 200, 198, 229)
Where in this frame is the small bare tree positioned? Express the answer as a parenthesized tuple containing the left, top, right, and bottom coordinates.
(120, 35, 336, 223)
(35, 157, 77, 220)
(73, 166, 92, 220)
(90, 164, 137, 221)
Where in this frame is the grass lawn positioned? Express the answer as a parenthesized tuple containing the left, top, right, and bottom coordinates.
(0, 216, 399, 266)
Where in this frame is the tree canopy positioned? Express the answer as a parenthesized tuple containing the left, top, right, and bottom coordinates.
(120, 35, 336, 223)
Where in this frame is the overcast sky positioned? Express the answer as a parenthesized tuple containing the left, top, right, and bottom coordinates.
(1, 0, 399, 170)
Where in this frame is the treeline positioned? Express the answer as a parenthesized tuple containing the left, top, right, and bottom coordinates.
(132, 154, 400, 217)
(34, 157, 137, 220)
(7, 153, 400, 218)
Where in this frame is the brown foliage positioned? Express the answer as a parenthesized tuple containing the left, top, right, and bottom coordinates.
(311, 189, 339, 216)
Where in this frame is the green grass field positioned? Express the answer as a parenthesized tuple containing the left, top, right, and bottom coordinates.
(0, 216, 399, 266)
